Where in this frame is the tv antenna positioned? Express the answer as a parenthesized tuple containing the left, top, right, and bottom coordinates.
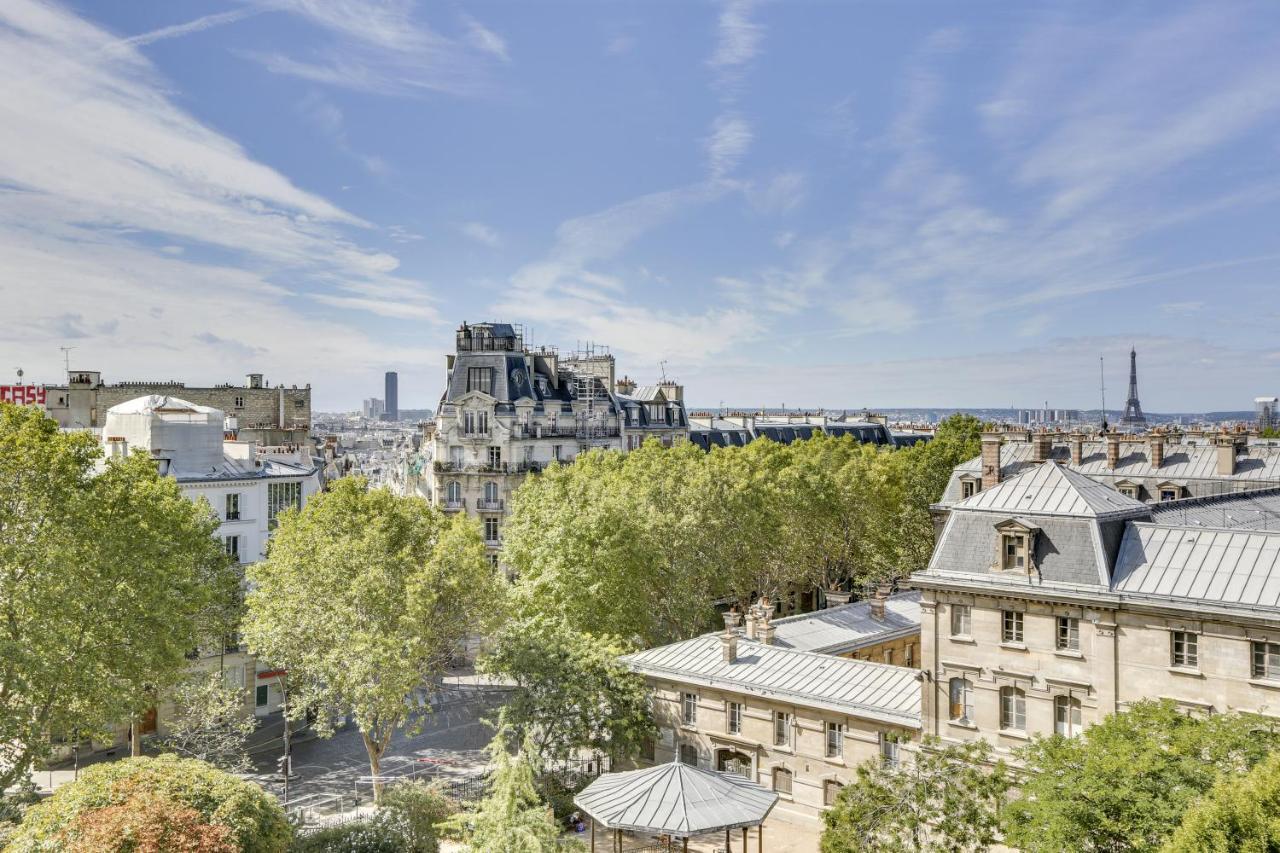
(1099, 357, 1108, 431)
(658, 360, 669, 382)
(59, 346, 76, 372)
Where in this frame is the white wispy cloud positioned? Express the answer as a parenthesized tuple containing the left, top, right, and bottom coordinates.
(296, 91, 389, 176)
(0, 0, 439, 399)
(460, 221, 501, 248)
(460, 13, 509, 62)
(708, 0, 762, 88)
(118, 8, 258, 48)
(706, 114, 752, 178)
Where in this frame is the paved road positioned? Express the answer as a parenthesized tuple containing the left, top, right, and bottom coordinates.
(247, 681, 509, 814)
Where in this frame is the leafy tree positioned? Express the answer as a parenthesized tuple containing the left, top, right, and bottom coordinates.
(820, 736, 1011, 853)
(1162, 749, 1280, 852)
(6, 754, 291, 853)
(1003, 700, 1280, 852)
(479, 617, 655, 762)
(242, 478, 498, 800)
(62, 789, 237, 853)
(378, 780, 456, 853)
(161, 668, 258, 772)
(445, 730, 576, 853)
(0, 404, 236, 792)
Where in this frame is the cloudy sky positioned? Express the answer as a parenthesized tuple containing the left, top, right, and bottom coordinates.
(3, 1, 1280, 412)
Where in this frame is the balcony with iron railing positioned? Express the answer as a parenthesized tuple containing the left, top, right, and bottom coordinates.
(477, 497, 505, 511)
(511, 423, 620, 439)
(441, 498, 466, 512)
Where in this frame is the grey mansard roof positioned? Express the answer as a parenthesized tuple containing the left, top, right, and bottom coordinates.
(953, 461, 1149, 519)
(623, 635, 921, 727)
(1112, 524, 1280, 611)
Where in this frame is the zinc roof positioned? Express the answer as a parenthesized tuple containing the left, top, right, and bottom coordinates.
(953, 461, 1148, 518)
(573, 761, 777, 838)
(623, 636, 920, 728)
(768, 591, 921, 654)
(1112, 524, 1280, 610)
(1148, 488, 1280, 532)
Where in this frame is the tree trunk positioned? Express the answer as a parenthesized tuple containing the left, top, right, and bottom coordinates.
(131, 719, 141, 757)
(362, 731, 384, 803)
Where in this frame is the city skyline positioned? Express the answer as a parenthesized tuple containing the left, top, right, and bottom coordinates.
(4, 2, 1280, 410)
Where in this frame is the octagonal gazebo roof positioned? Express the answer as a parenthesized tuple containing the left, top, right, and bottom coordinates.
(573, 761, 778, 839)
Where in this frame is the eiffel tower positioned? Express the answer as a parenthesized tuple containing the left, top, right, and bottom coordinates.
(1119, 347, 1146, 428)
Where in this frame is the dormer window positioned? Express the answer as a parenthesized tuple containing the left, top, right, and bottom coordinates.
(961, 480, 978, 499)
(994, 519, 1039, 574)
(1156, 481, 1183, 502)
(1115, 480, 1140, 500)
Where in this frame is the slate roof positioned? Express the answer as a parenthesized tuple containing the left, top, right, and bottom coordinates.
(687, 420, 891, 452)
(1148, 487, 1280, 532)
(623, 636, 920, 727)
(925, 511, 1116, 587)
(953, 461, 1149, 519)
(768, 591, 921, 654)
(574, 761, 777, 837)
(1112, 524, 1280, 610)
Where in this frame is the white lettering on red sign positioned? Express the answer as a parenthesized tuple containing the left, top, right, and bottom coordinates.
(0, 385, 48, 406)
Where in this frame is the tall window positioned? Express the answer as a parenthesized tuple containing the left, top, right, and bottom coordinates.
(466, 367, 493, 395)
(682, 692, 698, 726)
(647, 403, 666, 424)
(825, 722, 844, 758)
(445, 481, 462, 505)
(1171, 631, 1199, 668)
(1002, 611, 1024, 643)
(773, 711, 792, 747)
(1254, 641, 1280, 680)
(999, 686, 1026, 731)
(483, 517, 500, 544)
(679, 744, 698, 766)
(463, 410, 489, 435)
(961, 480, 977, 499)
(823, 779, 843, 807)
(223, 535, 240, 561)
(1054, 695, 1082, 736)
(483, 482, 499, 504)
(950, 604, 972, 637)
(234, 395, 245, 408)
(224, 493, 240, 521)
(772, 767, 793, 795)
(878, 733, 900, 767)
(487, 446, 502, 468)
(948, 678, 972, 722)
(727, 702, 742, 735)
(1002, 533, 1029, 571)
(267, 481, 302, 528)
(1057, 617, 1080, 651)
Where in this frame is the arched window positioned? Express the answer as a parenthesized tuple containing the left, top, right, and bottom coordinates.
(771, 767, 793, 795)
(445, 481, 461, 504)
(948, 678, 972, 722)
(999, 686, 1026, 731)
(1055, 695, 1082, 736)
(483, 481, 498, 503)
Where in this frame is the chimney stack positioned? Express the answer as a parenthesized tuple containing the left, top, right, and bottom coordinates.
(1105, 431, 1121, 470)
(744, 606, 759, 641)
(758, 597, 776, 646)
(1148, 431, 1165, 469)
(1031, 430, 1053, 463)
(1216, 431, 1237, 476)
(1069, 431, 1084, 466)
(981, 433, 1003, 491)
(720, 609, 740, 663)
(869, 583, 891, 621)
(615, 375, 637, 396)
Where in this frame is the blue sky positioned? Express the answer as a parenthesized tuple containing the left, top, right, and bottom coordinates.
(3, 1, 1280, 411)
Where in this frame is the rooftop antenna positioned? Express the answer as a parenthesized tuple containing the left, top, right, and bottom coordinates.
(59, 346, 76, 372)
(659, 360, 669, 382)
(1099, 356, 1108, 431)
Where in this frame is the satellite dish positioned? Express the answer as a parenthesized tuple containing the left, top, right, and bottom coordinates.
(15, 368, 22, 381)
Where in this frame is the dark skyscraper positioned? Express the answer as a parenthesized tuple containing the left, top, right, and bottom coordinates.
(384, 371, 398, 421)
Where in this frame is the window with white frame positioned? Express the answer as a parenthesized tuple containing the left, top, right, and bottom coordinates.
(878, 733, 900, 767)
(1118, 485, 1139, 499)
(999, 685, 1027, 731)
(727, 702, 742, 735)
(950, 604, 972, 637)
(1002, 610, 1024, 644)
(487, 446, 502, 468)
(1002, 532, 1030, 571)
(772, 767, 793, 795)
(445, 481, 462, 505)
(266, 481, 302, 528)
(223, 535, 240, 561)
(224, 493, 240, 521)
(961, 479, 977, 499)
(466, 367, 493, 395)
(1253, 641, 1280, 680)
(1054, 695, 1082, 736)
(1171, 631, 1199, 668)
(1160, 488, 1178, 502)
(1056, 616, 1080, 651)
(483, 517, 500, 544)
(825, 722, 844, 758)
(681, 692, 697, 726)
(773, 711, 792, 747)
(483, 481, 499, 504)
(948, 678, 973, 722)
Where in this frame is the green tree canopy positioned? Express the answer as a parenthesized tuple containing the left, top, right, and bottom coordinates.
(479, 617, 655, 762)
(242, 478, 499, 798)
(5, 754, 291, 853)
(820, 736, 1011, 853)
(0, 404, 236, 791)
(445, 730, 571, 853)
(161, 668, 258, 772)
(1161, 749, 1280, 853)
(1003, 700, 1280, 852)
